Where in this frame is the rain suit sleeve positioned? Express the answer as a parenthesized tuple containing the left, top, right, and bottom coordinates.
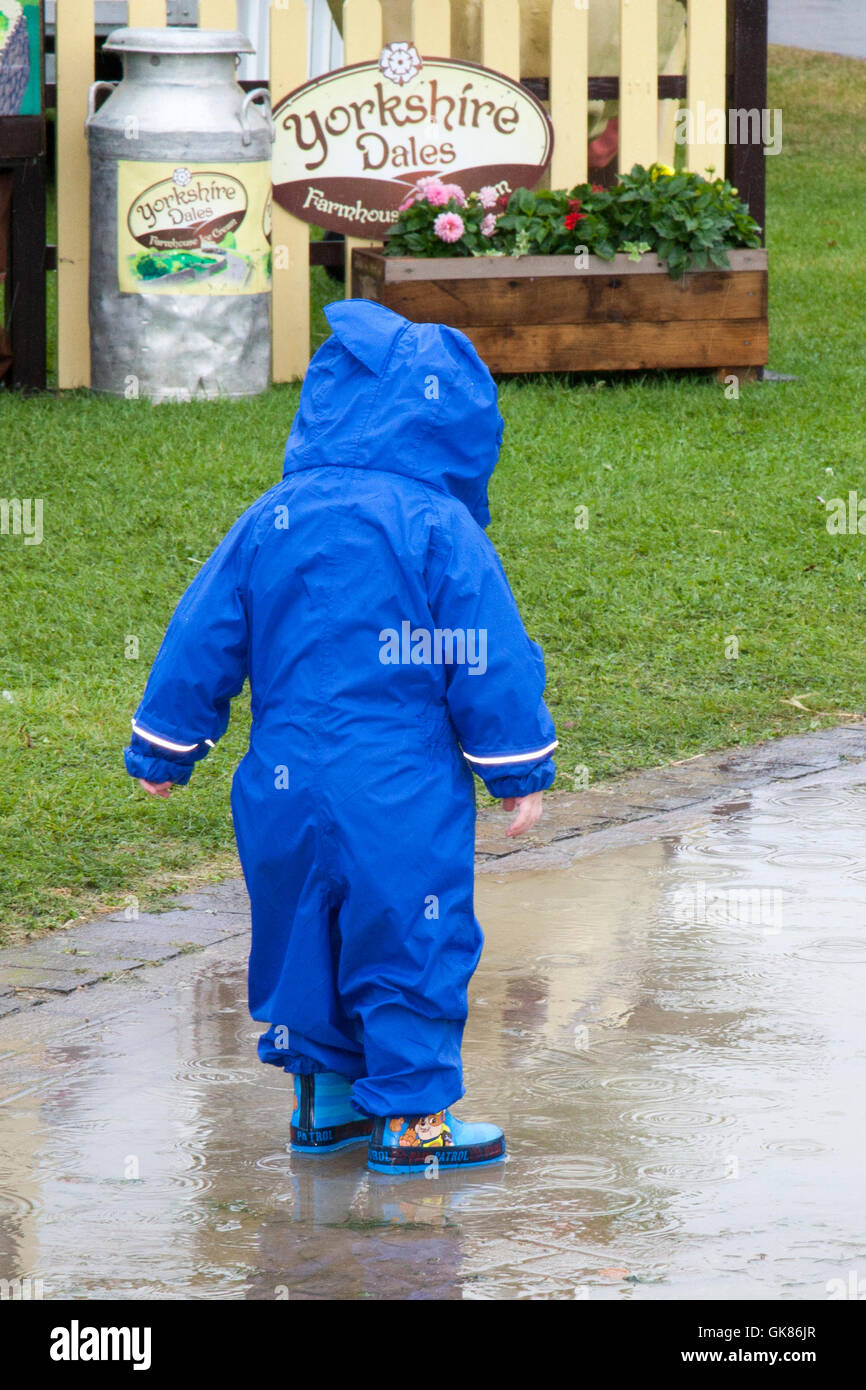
(123, 509, 255, 787)
(427, 503, 557, 799)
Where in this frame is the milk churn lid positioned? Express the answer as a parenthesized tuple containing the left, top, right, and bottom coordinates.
(104, 27, 255, 57)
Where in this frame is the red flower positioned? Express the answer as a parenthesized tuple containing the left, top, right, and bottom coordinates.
(568, 198, 583, 212)
(591, 183, 604, 193)
(496, 192, 511, 212)
(564, 211, 586, 231)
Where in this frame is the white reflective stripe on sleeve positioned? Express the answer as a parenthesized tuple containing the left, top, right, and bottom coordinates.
(131, 720, 200, 754)
(463, 740, 559, 767)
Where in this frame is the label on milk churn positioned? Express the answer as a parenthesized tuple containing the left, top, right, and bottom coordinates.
(117, 161, 272, 296)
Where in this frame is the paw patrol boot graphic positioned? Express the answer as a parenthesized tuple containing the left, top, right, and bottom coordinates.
(367, 1110, 506, 1175)
(290, 1072, 373, 1154)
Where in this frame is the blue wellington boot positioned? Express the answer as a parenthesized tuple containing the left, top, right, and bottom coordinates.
(290, 1072, 373, 1155)
(367, 1109, 506, 1175)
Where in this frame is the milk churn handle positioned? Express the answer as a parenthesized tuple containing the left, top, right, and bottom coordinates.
(86, 80, 118, 125)
(240, 88, 275, 146)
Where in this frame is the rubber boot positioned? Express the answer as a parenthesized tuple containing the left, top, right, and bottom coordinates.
(290, 1072, 372, 1155)
(367, 1109, 506, 1175)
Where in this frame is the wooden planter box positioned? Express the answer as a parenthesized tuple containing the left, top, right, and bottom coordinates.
(352, 247, 768, 378)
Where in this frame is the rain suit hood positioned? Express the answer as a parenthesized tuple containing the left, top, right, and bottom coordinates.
(283, 299, 504, 528)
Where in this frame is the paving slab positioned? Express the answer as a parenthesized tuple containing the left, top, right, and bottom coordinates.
(65, 925, 189, 962)
(94, 909, 249, 949)
(769, 0, 866, 60)
(0, 949, 148, 974)
(0, 965, 104, 993)
(172, 879, 251, 916)
(0, 996, 28, 1018)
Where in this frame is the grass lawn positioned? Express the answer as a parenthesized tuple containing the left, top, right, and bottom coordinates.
(1, 46, 865, 941)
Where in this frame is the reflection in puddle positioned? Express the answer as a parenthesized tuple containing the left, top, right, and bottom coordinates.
(2, 768, 866, 1299)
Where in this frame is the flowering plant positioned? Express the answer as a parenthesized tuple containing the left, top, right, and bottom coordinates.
(384, 176, 507, 258)
(384, 165, 761, 278)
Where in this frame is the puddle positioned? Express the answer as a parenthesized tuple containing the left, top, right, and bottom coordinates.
(1, 767, 866, 1299)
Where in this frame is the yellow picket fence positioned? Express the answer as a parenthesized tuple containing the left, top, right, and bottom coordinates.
(55, 0, 728, 389)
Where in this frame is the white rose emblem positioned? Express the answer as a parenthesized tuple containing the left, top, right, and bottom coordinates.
(378, 42, 422, 86)
(173, 167, 192, 187)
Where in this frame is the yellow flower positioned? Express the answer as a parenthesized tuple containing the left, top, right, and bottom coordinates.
(651, 163, 675, 180)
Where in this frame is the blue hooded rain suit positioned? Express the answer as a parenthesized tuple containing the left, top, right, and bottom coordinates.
(125, 300, 557, 1118)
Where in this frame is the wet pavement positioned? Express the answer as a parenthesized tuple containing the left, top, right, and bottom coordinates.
(2, 737, 866, 1299)
(769, 0, 866, 58)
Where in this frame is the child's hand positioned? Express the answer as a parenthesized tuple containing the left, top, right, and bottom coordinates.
(138, 779, 173, 799)
(503, 791, 544, 838)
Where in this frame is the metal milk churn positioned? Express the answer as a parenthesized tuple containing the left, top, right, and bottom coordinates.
(86, 27, 274, 402)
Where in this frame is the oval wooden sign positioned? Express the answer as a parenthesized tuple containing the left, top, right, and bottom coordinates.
(272, 43, 554, 239)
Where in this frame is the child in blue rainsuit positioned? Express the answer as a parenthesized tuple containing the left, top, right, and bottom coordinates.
(125, 300, 557, 1174)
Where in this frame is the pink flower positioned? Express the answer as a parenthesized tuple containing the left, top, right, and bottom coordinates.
(481, 213, 498, 237)
(399, 176, 447, 210)
(439, 182, 467, 206)
(479, 185, 499, 209)
(424, 181, 451, 206)
(433, 211, 465, 244)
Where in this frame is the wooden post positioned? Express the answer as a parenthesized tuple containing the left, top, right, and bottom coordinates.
(0, 171, 12, 382)
(549, 0, 588, 188)
(198, 0, 238, 28)
(127, 0, 167, 24)
(687, 0, 727, 177)
(728, 0, 768, 242)
(2, 1, 46, 390)
(411, 0, 450, 57)
(7, 158, 47, 391)
(56, 0, 94, 389)
(618, 0, 658, 171)
(270, 0, 310, 382)
(480, 0, 519, 78)
(343, 0, 383, 299)
(658, 25, 687, 168)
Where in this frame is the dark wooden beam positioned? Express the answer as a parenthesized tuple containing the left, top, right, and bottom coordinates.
(6, 156, 47, 391)
(58, 74, 690, 115)
(310, 239, 346, 268)
(0, 116, 46, 161)
(245, 76, 689, 104)
(727, 0, 768, 240)
(522, 75, 687, 103)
